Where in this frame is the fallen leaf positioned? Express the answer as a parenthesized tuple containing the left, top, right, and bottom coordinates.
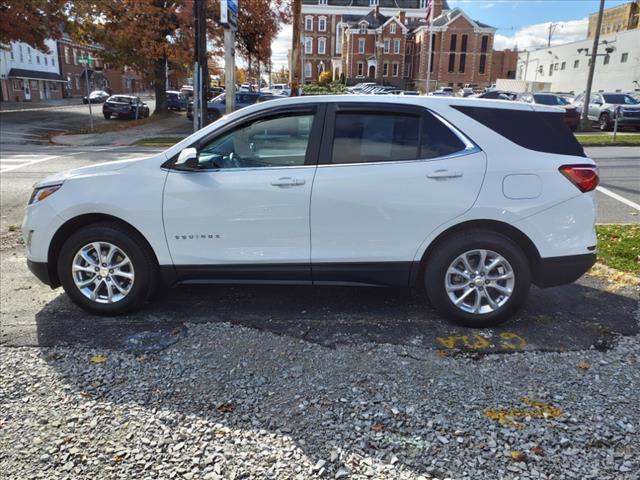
(372, 422, 385, 433)
(89, 354, 107, 364)
(46, 352, 61, 362)
(217, 402, 235, 413)
(531, 446, 545, 457)
(478, 442, 487, 449)
(510, 451, 527, 462)
(578, 360, 590, 370)
(436, 350, 448, 358)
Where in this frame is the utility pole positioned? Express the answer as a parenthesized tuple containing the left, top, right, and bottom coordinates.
(221, 0, 237, 113)
(425, 0, 434, 94)
(547, 23, 558, 48)
(581, 0, 605, 130)
(290, 0, 301, 96)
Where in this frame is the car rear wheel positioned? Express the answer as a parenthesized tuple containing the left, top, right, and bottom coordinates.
(599, 113, 612, 131)
(57, 223, 157, 316)
(424, 230, 531, 327)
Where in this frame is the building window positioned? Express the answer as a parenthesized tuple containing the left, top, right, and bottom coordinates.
(383, 62, 389, 76)
(621, 52, 628, 63)
(393, 39, 400, 54)
(450, 34, 457, 51)
(548, 64, 553, 76)
(336, 24, 342, 54)
(304, 62, 312, 78)
(384, 39, 390, 53)
(19, 45, 24, 62)
(73, 49, 78, 65)
(390, 23, 396, 34)
(318, 37, 326, 55)
(27, 47, 32, 63)
(358, 38, 365, 54)
(561, 61, 566, 70)
(554, 63, 559, 70)
(44, 56, 48, 66)
(52, 56, 55, 67)
(12, 79, 22, 90)
(420, 0, 427, 7)
(360, 22, 367, 34)
(319, 0, 327, 4)
(357, 62, 364, 76)
(36, 55, 41, 64)
(75, 75, 80, 89)
(448, 53, 456, 72)
(479, 35, 488, 74)
(603, 54, 610, 65)
(305, 16, 313, 31)
(459, 34, 467, 73)
(319, 16, 326, 32)
(64, 47, 70, 64)
(574, 59, 579, 68)
(9, 46, 14, 60)
(305, 37, 313, 54)
(392, 63, 399, 77)
(370, 0, 379, 5)
(318, 62, 324, 73)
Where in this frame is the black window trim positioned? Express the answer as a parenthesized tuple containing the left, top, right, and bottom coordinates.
(163, 104, 325, 171)
(318, 102, 479, 167)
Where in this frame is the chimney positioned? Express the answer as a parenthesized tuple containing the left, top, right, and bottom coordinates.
(399, 10, 406, 25)
(374, 5, 380, 17)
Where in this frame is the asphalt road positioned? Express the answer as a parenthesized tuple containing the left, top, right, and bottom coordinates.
(0, 100, 156, 145)
(0, 142, 638, 355)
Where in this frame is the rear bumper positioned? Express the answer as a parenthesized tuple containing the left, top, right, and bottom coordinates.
(533, 253, 596, 288)
(27, 259, 58, 288)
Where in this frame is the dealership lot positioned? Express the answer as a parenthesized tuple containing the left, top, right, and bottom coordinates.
(0, 143, 638, 479)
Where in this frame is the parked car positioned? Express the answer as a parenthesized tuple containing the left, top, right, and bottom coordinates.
(519, 92, 581, 131)
(102, 95, 150, 119)
(268, 83, 291, 96)
(83, 90, 110, 104)
(179, 85, 193, 100)
(166, 90, 187, 111)
(476, 90, 518, 101)
(347, 82, 376, 93)
(458, 87, 475, 98)
(431, 87, 454, 96)
(400, 91, 420, 96)
(23, 95, 598, 327)
(186, 92, 274, 122)
(573, 92, 640, 131)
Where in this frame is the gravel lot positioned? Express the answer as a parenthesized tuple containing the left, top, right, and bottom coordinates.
(2, 319, 639, 480)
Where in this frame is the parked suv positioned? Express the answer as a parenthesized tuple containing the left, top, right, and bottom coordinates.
(573, 92, 640, 131)
(519, 92, 581, 131)
(22, 96, 598, 327)
(187, 92, 276, 122)
(102, 95, 150, 119)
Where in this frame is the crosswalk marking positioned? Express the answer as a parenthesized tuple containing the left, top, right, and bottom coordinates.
(0, 154, 59, 173)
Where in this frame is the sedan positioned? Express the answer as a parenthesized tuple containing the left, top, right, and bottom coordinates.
(519, 93, 581, 131)
(102, 95, 150, 120)
(83, 90, 110, 104)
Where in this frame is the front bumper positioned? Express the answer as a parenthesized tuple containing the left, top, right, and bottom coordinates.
(533, 253, 597, 288)
(615, 116, 640, 127)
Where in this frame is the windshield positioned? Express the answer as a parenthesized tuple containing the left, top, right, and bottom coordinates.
(534, 94, 568, 106)
(602, 94, 638, 105)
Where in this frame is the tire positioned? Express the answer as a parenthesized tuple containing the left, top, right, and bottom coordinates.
(207, 111, 221, 122)
(103, 113, 110, 119)
(599, 113, 612, 131)
(57, 222, 158, 316)
(424, 230, 531, 327)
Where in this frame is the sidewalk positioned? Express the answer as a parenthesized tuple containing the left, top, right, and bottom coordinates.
(50, 113, 191, 147)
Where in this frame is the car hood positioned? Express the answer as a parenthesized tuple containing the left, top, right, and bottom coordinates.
(35, 157, 148, 188)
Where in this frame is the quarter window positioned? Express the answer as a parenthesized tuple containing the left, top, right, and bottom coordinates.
(197, 114, 314, 170)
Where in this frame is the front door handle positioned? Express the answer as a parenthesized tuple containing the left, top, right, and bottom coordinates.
(426, 169, 463, 179)
(271, 177, 306, 187)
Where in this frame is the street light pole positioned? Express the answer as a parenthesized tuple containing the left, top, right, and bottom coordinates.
(581, 0, 605, 130)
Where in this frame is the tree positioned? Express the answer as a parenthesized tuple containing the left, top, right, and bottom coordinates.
(0, 0, 68, 52)
(70, 0, 195, 115)
(273, 66, 289, 84)
(318, 71, 332, 85)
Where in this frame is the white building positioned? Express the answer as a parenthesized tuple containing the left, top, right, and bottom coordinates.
(516, 28, 640, 93)
(0, 39, 66, 102)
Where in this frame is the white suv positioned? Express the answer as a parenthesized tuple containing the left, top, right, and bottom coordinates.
(22, 96, 598, 326)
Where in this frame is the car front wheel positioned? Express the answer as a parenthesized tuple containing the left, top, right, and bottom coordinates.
(103, 113, 110, 119)
(599, 113, 612, 131)
(424, 231, 531, 327)
(57, 223, 157, 315)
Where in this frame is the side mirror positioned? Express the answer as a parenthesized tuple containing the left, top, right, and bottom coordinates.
(175, 147, 199, 169)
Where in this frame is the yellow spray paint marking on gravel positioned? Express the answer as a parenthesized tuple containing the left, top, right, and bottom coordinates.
(484, 397, 562, 429)
(436, 332, 527, 350)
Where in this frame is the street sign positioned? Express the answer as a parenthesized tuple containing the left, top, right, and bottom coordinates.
(78, 57, 94, 66)
(220, 0, 238, 29)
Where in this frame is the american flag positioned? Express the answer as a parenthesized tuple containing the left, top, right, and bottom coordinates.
(425, 0, 434, 25)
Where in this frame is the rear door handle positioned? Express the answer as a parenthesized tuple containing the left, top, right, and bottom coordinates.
(426, 169, 463, 179)
(271, 177, 306, 187)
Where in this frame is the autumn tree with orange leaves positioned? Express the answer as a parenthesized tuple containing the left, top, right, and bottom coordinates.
(0, 0, 68, 52)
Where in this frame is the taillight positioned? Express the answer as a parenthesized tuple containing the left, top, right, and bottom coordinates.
(559, 165, 599, 192)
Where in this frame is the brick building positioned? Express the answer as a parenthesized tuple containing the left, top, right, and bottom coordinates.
(300, 0, 502, 91)
(491, 49, 518, 82)
(57, 34, 147, 98)
(588, 0, 639, 38)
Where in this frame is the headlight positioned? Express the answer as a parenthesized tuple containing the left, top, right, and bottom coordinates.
(29, 184, 62, 205)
